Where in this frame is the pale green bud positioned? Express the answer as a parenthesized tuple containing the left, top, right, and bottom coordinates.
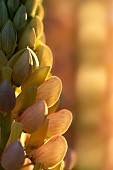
(7, 0, 20, 18)
(0, 0, 8, 29)
(7, 48, 27, 68)
(13, 4, 27, 33)
(29, 16, 43, 39)
(18, 26, 36, 50)
(6, 122, 23, 147)
(22, 66, 50, 90)
(12, 49, 33, 86)
(1, 20, 17, 59)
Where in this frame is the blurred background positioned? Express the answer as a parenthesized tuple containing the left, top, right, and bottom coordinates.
(43, 0, 113, 170)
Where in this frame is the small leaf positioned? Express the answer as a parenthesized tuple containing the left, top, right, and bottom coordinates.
(25, 0, 39, 18)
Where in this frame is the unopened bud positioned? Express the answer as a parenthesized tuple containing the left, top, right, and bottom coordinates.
(7, 0, 20, 18)
(0, 0, 8, 29)
(1, 140, 25, 170)
(13, 4, 27, 33)
(12, 49, 33, 86)
(1, 20, 17, 59)
(6, 122, 23, 147)
(29, 16, 43, 39)
(22, 66, 50, 90)
(18, 26, 36, 50)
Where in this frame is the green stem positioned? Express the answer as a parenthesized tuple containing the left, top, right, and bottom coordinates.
(0, 113, 12, 170)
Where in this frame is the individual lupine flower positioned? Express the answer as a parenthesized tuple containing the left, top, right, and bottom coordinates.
(1, 140, 25, 170)
(31, 135, 67, 169)
(46, 109, 73, 138)
(18, 100, 48, 133)
(36, 76, 62, 108)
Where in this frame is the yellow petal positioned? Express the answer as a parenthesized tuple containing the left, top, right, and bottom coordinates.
(47, 109, 73, 138)
(32, 136, 67, 169)
(18, 100, 48, 133)
(35, 41, 53, 67)
(22, 66, 51, 90)
(36, 76, 62, 108)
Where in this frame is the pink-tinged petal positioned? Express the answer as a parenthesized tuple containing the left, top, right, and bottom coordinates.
(47, 109, 73, 138)
(18, 100, 48, 133)
(36, 76, 62, 108)
(32, 136, 68, 169)
(1, 140, 25, 170)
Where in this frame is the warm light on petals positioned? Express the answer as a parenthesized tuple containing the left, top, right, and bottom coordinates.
(36, 76, 62, 108)
(18, 100, 48, 133)
(32, 136, 68, 169)
(47, 109, 73, 138)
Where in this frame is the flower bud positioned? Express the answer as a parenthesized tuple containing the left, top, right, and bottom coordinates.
(13, 4, 27, 33)
(8, 48, 27, 68)
(36, 76, 62, 108)
(18, 26, 36, 50)
(25, 0, 39, 18)
(6, 122, 23, 147)
(18, 100, 48, 133)
(7, 0, 20, 18)
(47, 109, 73, 138)
(0, 80, 16, 113)
(35, 41, 53, 67)
(0, 0, 8, 29)
(12, 49, 33, 86)
(32, 136, 67, 169)
(22, 66, 50, 90)
(12, 86, 37, 119)
(1, 20, 17, 59)
(0, 50, 8, 69)
(29, 16, 43, 39)
(1, 140, 25, 170)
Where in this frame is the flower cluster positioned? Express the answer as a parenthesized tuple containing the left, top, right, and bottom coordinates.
(0, 0, 73, 169)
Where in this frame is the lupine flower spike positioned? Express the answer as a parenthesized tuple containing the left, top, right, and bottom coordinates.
(0, 0, 73, 169)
